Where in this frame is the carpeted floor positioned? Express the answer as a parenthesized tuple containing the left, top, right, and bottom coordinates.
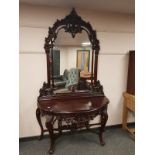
(19, 128, 135, 155)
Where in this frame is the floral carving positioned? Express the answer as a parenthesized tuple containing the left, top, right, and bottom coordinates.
(39, 82, 53, 97)
(44, 8, 100, 54)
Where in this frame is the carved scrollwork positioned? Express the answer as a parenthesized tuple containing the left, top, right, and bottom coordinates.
(67, 113, 97, 128)
(44, 106, 108, 133)
(89, 80, 104, 94)
(42, 8, 104, 96)
(45, 112, 100, 131)
(44, 8, 100, 54)
(63, 9, 83, 38)
(39, 82, 53, 97)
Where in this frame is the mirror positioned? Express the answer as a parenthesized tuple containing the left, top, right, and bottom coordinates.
(50, 29, 93, 93)
(43, 8, 102, 96)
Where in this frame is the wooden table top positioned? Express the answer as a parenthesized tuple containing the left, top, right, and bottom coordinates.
(38, 96, 109, 115)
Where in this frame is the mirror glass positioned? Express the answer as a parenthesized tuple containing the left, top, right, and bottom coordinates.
(50, 29, 93, 93)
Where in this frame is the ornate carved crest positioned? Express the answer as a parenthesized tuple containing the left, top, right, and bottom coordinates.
(44, 8, 100, 53)
(63, 9, 83, 38)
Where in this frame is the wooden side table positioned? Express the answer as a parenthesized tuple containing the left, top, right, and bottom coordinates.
(122, 92, 135, 138)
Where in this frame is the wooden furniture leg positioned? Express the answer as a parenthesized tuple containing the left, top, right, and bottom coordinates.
(46, 117, 55, 154)
(122, 93, 135, 139)
(58, 119, 62, 135)
(36, 108, 44, 140)
(122, 99, 128, 130)
(99, 108, 108, 146)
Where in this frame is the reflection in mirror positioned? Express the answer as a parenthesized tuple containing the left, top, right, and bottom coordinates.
(50, 29, 93, 93)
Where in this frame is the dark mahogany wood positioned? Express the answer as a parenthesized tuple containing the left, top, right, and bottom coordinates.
(38, 96, 108, 114)
(38, 96, 109, 154)
(99, 106, 108, 145)
(36, 108, 44, 140)
(44, 8, 100, 91)
(46, 116, 55, 154)
(36, 8, 109, 154)
(127, 50, 135, 95)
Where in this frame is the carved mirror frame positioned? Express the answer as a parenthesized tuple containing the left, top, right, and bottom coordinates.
(41, 8, 103, 96)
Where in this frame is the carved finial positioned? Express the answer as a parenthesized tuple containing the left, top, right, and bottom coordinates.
(71, 8, 77, 15)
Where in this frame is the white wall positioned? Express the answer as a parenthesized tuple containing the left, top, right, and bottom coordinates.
(19, 4, 135, 138)
(59, 46, 92, 74)
(59, 46, 78, 73)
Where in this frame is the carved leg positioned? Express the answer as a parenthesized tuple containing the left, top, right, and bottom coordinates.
(58, 119, 62, 135)
(46, 117, 55, 154)
(36, 108, 44, 140)
(99, 107, 108, 146)
(85, 121, 90, 130)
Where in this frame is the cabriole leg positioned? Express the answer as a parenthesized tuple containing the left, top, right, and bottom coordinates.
(58, 119, 62, 135)
(46, 117, 55, 154)
(99, 107, 108, 146)
(36, 108, 44, 140)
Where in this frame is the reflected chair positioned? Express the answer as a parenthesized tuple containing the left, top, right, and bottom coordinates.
(65, 68, 80, 89)
(54, 69, 69, 89)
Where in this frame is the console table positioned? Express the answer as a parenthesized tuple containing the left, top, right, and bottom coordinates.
(36, 95, 109, 154)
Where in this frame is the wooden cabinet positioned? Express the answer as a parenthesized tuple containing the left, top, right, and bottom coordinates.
(122, 50, 135, 138)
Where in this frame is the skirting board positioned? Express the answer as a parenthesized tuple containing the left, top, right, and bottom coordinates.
(19, 122, 135, 142)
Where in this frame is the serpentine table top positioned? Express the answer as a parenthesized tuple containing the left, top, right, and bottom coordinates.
(38, 96, 109, 115)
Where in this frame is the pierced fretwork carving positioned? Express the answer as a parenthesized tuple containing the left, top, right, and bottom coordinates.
(57, 113, 97, 127)
(44, 8, 100, 52)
